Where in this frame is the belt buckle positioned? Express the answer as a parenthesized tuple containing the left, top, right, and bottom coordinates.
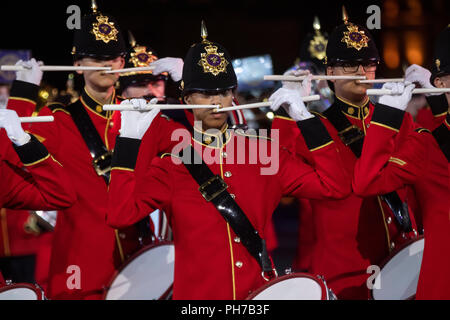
(92, 151, 112, 176)
(198, 175, 228, 202)
(338, 125, 364, 146)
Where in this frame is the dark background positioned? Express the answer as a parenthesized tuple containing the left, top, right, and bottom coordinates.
(1, 0, 448, 91)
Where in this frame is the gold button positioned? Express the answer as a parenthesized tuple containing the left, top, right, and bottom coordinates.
(224, 171, 232, 178)
(364, 107, 369, 115)
(96, 105, 103, 113)
(347, 107, 354, 115)
(234, 236, 241, 243)
(390, 242, 395, 250)
(230, 193, 236, 199)
(386, 217, 392, 224)
(222, 151, 227, 159)
(204, 136, 212, 145)
(109, 121, 114, 127)
(119, 233, 126, 239)
(235, 261, 243, 268)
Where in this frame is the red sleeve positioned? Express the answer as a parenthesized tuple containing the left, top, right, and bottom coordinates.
(107, 137, 171, 229)
(6, 80, 38, 117)
(27, 106, 62, 157)
(271, 111, 301, 155)
(1, 135, 76, 210)
(277, 116, 350, 200)
(353, 103, 428, 196)
(425, 94, 448, 130)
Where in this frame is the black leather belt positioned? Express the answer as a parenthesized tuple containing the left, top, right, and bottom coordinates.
(66, 100, 112, 185)
(323, 103, 413, 232)
(180, 145, 276, 280)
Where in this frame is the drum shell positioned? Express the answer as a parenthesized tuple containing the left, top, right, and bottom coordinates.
(246, 272, 330, 300)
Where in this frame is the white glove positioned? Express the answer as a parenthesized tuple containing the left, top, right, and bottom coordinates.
(404, 64, 439, 96)
(269, 87, 314, 121)
(15, 58, 43, 86)
(119, 99, 160, 140)
(282, 69, 312, 96)
(150, 57, 184, 82)
(378, 82, 415, 111)
(0, 109, 31, 146)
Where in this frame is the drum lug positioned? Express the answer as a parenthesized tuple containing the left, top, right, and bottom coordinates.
(284, 268, 292, 275)
(5, 280, 12, 286)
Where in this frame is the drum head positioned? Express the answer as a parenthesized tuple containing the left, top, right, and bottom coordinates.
(105, 243, 174, 300)
(372, 237, 424, 300)
(249, 273, 325, 300)
(0, 284, 40, 300)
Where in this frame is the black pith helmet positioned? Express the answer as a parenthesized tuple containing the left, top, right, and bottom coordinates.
(119, 31, 168, 90)
(181, 21, 237, 96)
(299, 16, 328, 70)
(430, 25, 450, 84)
(325, 6, 380, 66)
(71, 0, 126, 61)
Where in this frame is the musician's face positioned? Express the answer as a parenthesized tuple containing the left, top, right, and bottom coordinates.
(75, 56, 125, 90)
(327, 63, 376, 99)
(433, 74, 450, 107)
(122, 80, 166, 100)
(184, 89, 233, 131)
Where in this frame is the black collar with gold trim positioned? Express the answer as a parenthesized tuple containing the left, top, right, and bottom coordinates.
(192, 124, 232, 148)
(80, 87, 116, 118)
(335, 95, 370, 120)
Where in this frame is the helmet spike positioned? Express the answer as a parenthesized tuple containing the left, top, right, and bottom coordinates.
(201, 20, 208, 43)
(128, 30, 137, 48)
(313, 16, 321, 32)
(91, 0, 98, 13)
(342, 5, 349, 24)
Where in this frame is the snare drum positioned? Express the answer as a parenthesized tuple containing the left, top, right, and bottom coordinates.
(371, 236, 424, 300)
(247, 273, 336, 300)
(0, 283, 44, 300)
(104, 242, 174, 300)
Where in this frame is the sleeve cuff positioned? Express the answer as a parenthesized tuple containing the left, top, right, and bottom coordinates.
(426, 94, 448, 116)
(13, 134, 50, 166)
(371, 103, 405, 131)
(9, 80, 40, 103)
(111, 136, 141, 170)
(296, 116, 333, 151)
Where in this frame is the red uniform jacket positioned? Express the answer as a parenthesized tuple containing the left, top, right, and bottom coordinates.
(106, 119, 350, 300)
(272, 96, 420, 299)
(3, 82, 63, 292)
(353, 103, 450, 299)
(6, 80, 184, 299)
(0, 130, 75, 211)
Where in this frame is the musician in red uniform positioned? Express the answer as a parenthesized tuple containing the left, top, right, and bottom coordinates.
(270, 10, 421, 299)
(5, 4, 150, 299)
(0, 109, 75, 214)
(106, 29, 350, 300)
(407, 26, 450, 162)
(352, 81, 450, 299)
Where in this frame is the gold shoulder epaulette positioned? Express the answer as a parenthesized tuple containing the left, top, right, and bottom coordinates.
(160, 114, 172, 121)
(310, 110, 326, 119)
(48, 103, 70, 115)
(160, 152, 181, 159)
(415, 128, 431, 134)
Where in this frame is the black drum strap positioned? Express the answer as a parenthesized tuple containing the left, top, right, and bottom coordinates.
(323, 103, 413, 232)
(179, 145, 274, 276)
(66, 100, 112, 185)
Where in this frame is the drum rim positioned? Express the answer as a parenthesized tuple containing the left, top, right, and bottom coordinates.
(102, 240, 174, 300)
(0, 283, 43, 300)
(369, 235, 424, 300)
(246, 272, 328, 300)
